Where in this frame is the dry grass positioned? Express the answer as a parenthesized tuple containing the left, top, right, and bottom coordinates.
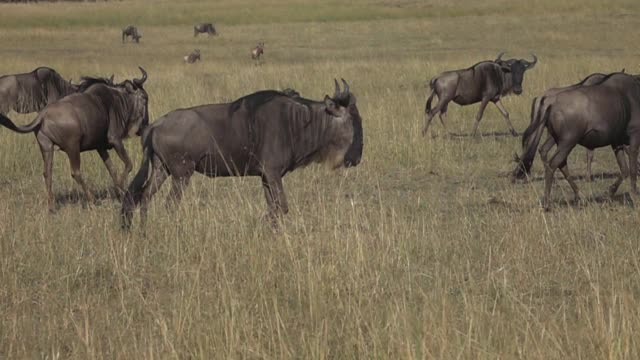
(1, 0, 640, 358)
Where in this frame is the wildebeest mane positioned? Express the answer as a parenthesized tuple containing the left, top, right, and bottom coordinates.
(78, 76, 115, 92)
(228, 90, 289, 117)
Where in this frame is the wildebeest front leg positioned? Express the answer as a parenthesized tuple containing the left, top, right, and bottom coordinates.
(586, 149, 594, 181)
(37, 132, 55, 212)
(261, 172, 288, 223)
(627, 142, 639, 195)
(493, 100, 518, 136)
(110, 140, 133, 190)
(471, 99, 490, 137)
(558, 164, 580, 203)
(67, 146, 94, 206)
(97, 149, 121, 193)
(609, 146, 629, 196)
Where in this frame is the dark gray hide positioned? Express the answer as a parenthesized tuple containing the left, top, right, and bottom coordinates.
(516, 72, 640, 210)
(423, 53, 537, 137)
(121, 80, 364, 229)
(0, 67, 79, 115)
(514, 71, 616, 179)
(122, 25, 141, 43)
(0, 68, 149, 212)
(194, 23, 216, 36)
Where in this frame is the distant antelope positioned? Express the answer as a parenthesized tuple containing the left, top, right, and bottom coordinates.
(184, 49, 201, 64)
(122, 25, 142, 43)
(194, 23, 217, 36)
(251, 42, 265, 61)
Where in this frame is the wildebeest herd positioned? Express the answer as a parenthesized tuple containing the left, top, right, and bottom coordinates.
(2, 23, 640, 230)
(123, 23, 265, 64)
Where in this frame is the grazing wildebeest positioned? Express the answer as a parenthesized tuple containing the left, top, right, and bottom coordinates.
(515, 71, 640, 181)
(251, 42, 265, 61)
(423, 52, 537, 137)
(183, 49, 201, 64)
(121, 79, 363, 229)
(0, 67, 79, 115)
(122, 25, 142, 43)
(194, 23, 217, 36)
(0, 68, 149, 212)
(514, 72, 640, 210)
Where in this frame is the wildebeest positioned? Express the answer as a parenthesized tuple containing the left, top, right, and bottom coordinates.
(251, 42, 265, 61)
(183, 49, 201, 64)
(515, 71, 639, 181)
(423, 52, 537, 137)
(194, 23, 217, 36)
(122, 25, 142, 43)
(121, 79, 363, 229)
(0, 67, 79, 115)
(0, 68, 149, 212)
(514, 72, 640, 210)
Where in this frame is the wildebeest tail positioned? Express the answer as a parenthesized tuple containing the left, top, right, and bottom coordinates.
(424, 77, 437, 114)
(0, 113, 43, 133)
(513, 97, 549, 179)
(121, 128, 154, 229)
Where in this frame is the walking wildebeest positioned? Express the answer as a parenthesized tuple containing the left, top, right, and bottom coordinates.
(514, 72, 640, 210)
(251, 42, 265, 61)
(0, 67, 79, 115)
(514, 70, 639, 181)
(194, 23, 217, 36)
(0, 68, 149, 212)
(184, 49, 201, 64)
(423, 52, 537, 137)
(121, 79, 363, 229)
(122, 25, 142, 43)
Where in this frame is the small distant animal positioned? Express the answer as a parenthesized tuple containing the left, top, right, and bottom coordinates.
(251, 42, 265, 60)
(121, 79, 363, 229)
(0, 68, 149, 212)
(0, 67, 79, 115)
(122, 25, 142, 43)
(423, 52, 537, 137)
(184, 49, 201, 64)
(194, 23, 217, 36)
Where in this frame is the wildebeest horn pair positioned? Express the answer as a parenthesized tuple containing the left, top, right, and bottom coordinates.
(132, 66, 147, 87)
(333, 78, 350, 99)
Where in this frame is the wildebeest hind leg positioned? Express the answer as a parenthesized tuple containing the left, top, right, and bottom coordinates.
(494, 100, 518, 136)
(586, 149, 594, 181)
(543, 143, 576, 211)
(140, 158, 169, 226)
(166, 175, 192, 211)
(626, 142, 639, 195)
(609, 146, 629, 196)
(538, 134, 555, 166)
(67, 146, 94, 207)
(37, 132, 55, 213)
(558, 163, 580, 203)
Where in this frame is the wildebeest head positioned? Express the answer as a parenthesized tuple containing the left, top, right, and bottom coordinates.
(323, 79, 363, 168)
(120, 67, 149, 137)
(494, 52, 537, 95)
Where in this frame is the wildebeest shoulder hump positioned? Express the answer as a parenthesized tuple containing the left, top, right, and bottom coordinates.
(228, 90, 288, 117)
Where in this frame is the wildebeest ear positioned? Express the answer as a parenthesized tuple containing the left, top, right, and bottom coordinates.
(324, 95, 336, 109)
(500, 64, 512, 73)
(124, 81, 136, 92)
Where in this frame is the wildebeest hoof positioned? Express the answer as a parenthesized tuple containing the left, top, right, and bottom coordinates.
(510, 129, 519, 137)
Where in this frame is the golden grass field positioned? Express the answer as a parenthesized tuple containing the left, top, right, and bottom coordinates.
(1, 0, 640, 358)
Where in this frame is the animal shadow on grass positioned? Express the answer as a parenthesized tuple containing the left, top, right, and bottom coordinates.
(551, 192, 635, 209)
(54, 188, 120, 209)
(518, 172, 621, 183)
(449, 130, 520, 138)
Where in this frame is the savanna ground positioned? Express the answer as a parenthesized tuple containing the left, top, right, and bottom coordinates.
(1, 0, 640, 358)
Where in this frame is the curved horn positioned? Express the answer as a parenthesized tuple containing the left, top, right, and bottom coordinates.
(495, 52, 505, 61)
(133, 66, 147, 87)
(341, 78, 350, 96)
(525, 53, 538, 69)
(334, 79, 341, 97)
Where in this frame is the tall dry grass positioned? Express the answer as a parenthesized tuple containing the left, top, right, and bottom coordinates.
(1, 0, 640, 358)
